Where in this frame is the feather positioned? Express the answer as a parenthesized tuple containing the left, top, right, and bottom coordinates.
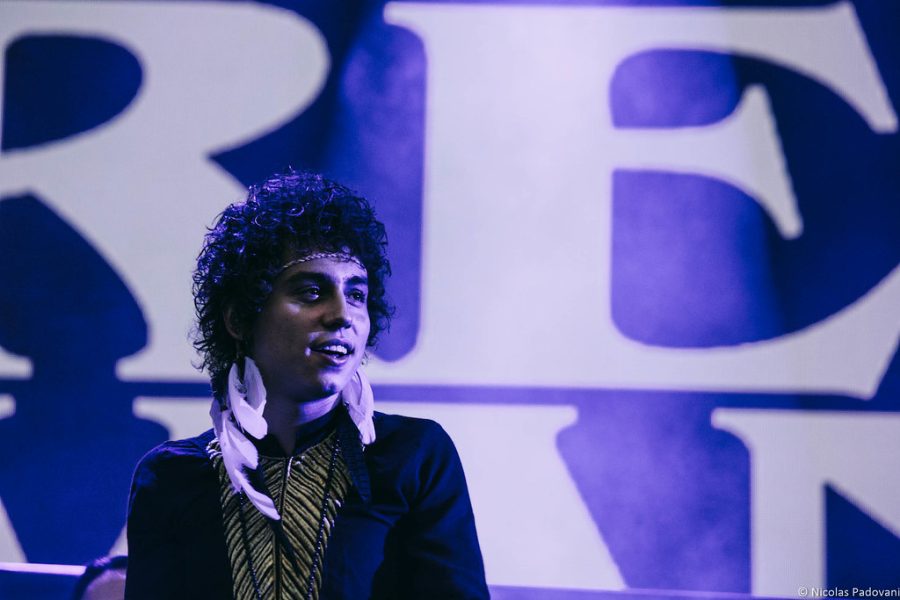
(342, 369, 376, 445)
(226, 359, 268, 440)
(212, 374, 280, 520)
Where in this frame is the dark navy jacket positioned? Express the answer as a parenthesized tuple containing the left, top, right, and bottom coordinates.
(125, 410, 489, 599)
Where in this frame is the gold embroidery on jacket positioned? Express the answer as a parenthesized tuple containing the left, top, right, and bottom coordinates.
(208, 431, 351, 599)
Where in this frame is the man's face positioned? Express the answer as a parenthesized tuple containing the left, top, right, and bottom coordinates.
(248, 254, 371, 404)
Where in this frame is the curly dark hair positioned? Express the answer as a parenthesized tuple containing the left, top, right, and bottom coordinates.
(193, 170, 391, 398)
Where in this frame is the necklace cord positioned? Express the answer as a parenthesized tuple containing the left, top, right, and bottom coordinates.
(238, 494, 264, 600)
(306, 436, 341, 600)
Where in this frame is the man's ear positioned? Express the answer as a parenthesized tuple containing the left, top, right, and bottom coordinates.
(224, 305, 243, 341)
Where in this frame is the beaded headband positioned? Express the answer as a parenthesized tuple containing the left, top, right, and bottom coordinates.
(276, 251, 365, 277)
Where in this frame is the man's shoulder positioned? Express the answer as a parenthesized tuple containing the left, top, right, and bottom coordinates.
(367, 412, 471, 507)
(370, 411, 457, 458)
(127, 429, 221, 526)
(134, 429, 217, 477)
(373, 411, 447, 440)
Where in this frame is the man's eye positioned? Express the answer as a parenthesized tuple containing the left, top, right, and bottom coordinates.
(349, 290, 367, 303)
(297, 287, 321, 300)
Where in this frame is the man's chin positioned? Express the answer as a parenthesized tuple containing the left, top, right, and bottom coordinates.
(299, 377, 349, 402)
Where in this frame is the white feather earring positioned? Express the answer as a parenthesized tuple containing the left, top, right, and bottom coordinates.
(210, 357, 279, 520)
(227, 357, 268, 439)
(342, 368, 376, 445)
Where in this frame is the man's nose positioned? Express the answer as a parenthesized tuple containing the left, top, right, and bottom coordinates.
(322, 294, 352, 330)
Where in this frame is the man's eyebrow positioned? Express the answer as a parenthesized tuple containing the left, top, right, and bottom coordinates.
(281, 271, 368, 286)
(282, 271, 328, 285)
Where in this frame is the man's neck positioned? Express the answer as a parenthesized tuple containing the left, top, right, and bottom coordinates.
(263, 394, 340, 455)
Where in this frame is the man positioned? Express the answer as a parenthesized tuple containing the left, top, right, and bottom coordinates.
(126, 171, 488, 599)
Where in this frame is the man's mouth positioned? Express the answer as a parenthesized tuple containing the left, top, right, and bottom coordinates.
(310, 340, 354, 359)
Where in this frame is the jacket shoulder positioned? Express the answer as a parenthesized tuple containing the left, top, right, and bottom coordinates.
(132, 429, 217, 487)
(372, 412, 450, 445)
